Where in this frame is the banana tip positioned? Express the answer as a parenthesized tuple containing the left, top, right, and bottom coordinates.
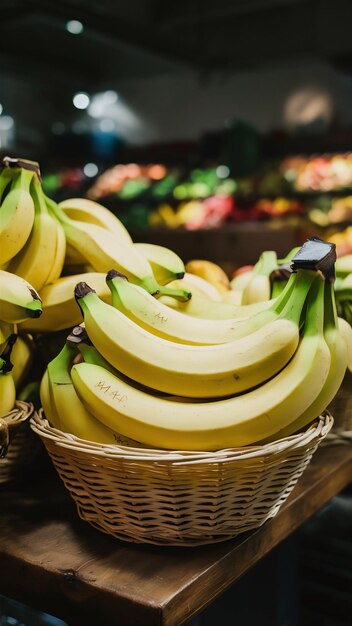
(106, 269, 128, 282)
(74, 282, 96, 299)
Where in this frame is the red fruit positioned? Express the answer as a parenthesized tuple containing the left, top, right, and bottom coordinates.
(232, 265, 254, 278)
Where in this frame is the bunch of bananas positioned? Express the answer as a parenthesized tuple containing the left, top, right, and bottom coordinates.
(0, 268, 43, 415)
(40, 238, 352, 451)
(0, 157, 195, 337)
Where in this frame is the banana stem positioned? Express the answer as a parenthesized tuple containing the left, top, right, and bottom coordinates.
(45, 195, 72, 224)
(302, 275, 325, 337)
(155, 285, 192, 302)
(324, 280, 338, 331)
(12, 167, 34, 193)
(48, 344, 77, 383)
(0, 167, 16, 200)
(31, 176, 48, 215)
(279, 270, 317, 326)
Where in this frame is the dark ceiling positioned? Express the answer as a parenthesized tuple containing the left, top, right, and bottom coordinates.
(1, 0, 352, 159)
(2, 0, 352, 86)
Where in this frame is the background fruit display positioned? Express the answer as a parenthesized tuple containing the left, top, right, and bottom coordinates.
(1, 158, 351, 455)
(41, 153, 352, 233)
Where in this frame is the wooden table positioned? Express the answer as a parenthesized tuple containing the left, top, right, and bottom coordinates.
(1, 444, 351, 626)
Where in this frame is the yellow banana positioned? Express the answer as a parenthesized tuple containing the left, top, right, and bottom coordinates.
(45, 217, 66, 285)
(159, 288, 272, 319)
(263, 281, 347, 440)
(46, 344, 120, 443)
(40, 369, 60, 428)
(71, 275, 331, 450)
(50, 202, 160, 294)
(0, 270, 42, 323)
(59, 197, 132, 243)
(21, 272, 111, 333)
(165, 273, 223, 302)
(0, 370, 16, 416)
(241, 251, 278, 304)
(75, 270, 313, 398)
(134, 243, 185, 285)
(11, 333, 35, 389)
(107, 270, 287, 345)
(0, 322, 16, 355)
(0, 337, 16, 416)
(0, 168, 35, 265)
(338, 316, 352, 372)
(8, 176, 64, 291)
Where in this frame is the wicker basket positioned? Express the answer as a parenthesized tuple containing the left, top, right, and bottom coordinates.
(0, 401, 40, 485)
(324, 372, 352, 445)
(31, 410, 333, 546)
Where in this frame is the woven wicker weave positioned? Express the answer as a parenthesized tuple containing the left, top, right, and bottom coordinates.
(31, 410, 333, 546)
(0, 401, 38, 485)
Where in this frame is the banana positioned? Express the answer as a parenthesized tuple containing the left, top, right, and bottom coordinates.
(107, 269, 288, 345)
(44, 215, 66, 285)
(46, 344, 120, 444)
(230, 270, 253, 292)
(0, 322, 16, 355)
(20, 272, 111, 333)
(241, 251, 278, 304)
(65, 243, 86, 266)
(263, 281, 348, 440)
(40, 369, 60, 428)
(50, 202, 160, 295)
(59, 197, 133, 244)
(133, 243, 185, 285)
(8, 176, 64, 291)
(222, 290, 244, 305)
(0, 166, 14, 202)
(75, 270, 313, 398)
(163, 273, 223, 302)
(159, 288, 273, 319)
(0, 337, 16, 416)
(0, 270, 42, 323)
(338, 316, 352, 373)
(185, 259, 230, 293)
(11, 333, 35, 389)
(0, 167, 35, 265)
(69, 333, 150, 446)
(71, 275, 331, 450)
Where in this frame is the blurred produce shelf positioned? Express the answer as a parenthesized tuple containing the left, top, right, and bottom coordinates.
(42, 152, 352, 265)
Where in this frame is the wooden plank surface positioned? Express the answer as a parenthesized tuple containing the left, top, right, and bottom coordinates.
(0, 444, 351, 626)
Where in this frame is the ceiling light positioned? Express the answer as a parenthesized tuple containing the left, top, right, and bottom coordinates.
(0, 104, 3, 115)
(66, 20, 84, 35)
(83, 163, 99, 177)
(73, 92, 90, 110)
(216, 165, 230, 179)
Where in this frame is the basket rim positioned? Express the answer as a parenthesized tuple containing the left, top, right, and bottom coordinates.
(1, 401, 34, 459)
(31, 409, 333, 464)
(2, 401, 34, 428)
